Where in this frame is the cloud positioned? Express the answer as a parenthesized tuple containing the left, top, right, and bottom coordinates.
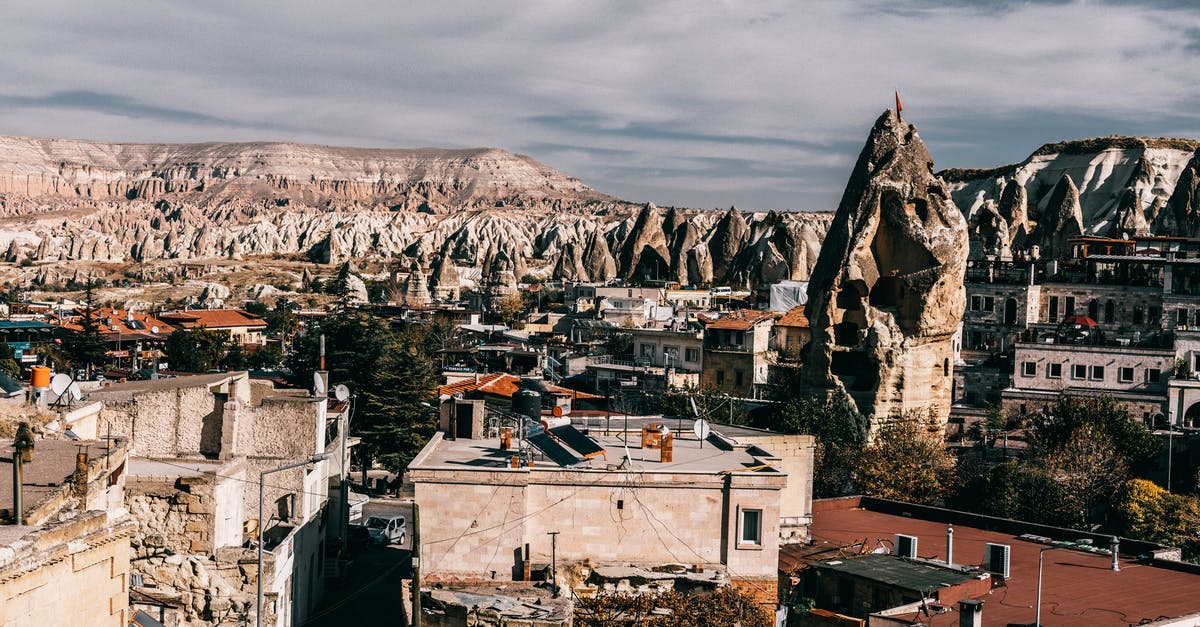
(0, 1, 1198, 210)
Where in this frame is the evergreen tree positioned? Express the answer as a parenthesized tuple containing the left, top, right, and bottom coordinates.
(356, 326, 439, 473)
(165, 327, 229, 372)
(62, 277, 108, 373)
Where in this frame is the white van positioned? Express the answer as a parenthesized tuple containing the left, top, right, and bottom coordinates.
(711, 286, 732, 297)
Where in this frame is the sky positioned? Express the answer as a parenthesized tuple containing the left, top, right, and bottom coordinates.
(2, 1, 1200, 211)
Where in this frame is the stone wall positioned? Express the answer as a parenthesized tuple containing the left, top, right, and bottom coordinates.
(412, 462, 786, 582)
(0, 511, 135, 627)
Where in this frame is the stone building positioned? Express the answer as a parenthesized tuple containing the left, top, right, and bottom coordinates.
(701, 309, 776, 398)
(0, 437, 134, 626)
(87, 371, 343, 627)
(408, 415, 814, 603)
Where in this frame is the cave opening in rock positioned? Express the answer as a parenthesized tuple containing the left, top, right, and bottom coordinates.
(631, 246, 669, 283)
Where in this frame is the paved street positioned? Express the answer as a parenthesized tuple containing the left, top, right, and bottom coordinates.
(305, 498, 413, 626)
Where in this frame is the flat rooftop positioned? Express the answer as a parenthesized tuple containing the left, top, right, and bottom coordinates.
(128, 457, 228, 478)
(86, 372, 239, 399)
(1, 438, 111, 521)
(793, 496, 1200, 625)
(811, 552, 977, 592)
(416, 424, 778, 474)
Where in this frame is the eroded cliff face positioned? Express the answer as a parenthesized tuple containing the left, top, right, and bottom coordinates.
(0, 134, 832, 293)
(943, 137, 1200, 258)
(804, 109, 967, 430)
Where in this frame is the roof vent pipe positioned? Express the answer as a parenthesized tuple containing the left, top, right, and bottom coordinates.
(1111, 536, 1120, 572)
(946, 523, 954, 566)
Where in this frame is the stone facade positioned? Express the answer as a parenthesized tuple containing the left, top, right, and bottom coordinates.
(409, 424, 813, 593)
(0, 512, 135, 627)
(89, 372, 336, 627)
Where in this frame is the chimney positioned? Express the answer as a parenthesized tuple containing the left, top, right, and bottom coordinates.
(958, 599, 983, 627)
(946, 523, 954, 566)
(1111, 536, 1120, 572)
(74, 446, 89, 498)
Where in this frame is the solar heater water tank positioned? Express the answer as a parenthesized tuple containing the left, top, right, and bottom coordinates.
(513, 379, 542, 421)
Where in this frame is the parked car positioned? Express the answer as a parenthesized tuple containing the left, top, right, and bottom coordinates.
(365, 514, 406, 546)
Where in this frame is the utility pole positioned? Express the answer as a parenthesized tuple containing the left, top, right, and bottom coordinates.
(411, 502, 422, 627)
(547, 531, 560, 598)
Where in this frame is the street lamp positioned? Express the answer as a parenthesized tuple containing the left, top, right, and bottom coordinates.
(257, 452, 332, 627)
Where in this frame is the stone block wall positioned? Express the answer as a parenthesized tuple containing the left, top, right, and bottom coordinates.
(0, 512, 135, 627)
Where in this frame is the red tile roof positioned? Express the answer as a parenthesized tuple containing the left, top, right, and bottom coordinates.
(703, 309, 775, 331)
(793, 497, 1200, 625)
(159, 309, 267, 330)
(437, 374, 600, 400)
(776, 306, 809, 328)
(58, 307, 176, 339)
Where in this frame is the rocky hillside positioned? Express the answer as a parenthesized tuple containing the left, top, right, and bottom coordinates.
(940, 137, 1200, 257)
(0, 135, 612, 210)
(0, 134, 832, 294)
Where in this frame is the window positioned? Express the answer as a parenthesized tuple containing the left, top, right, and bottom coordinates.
(1072, 364, 1087, 380)
(1150, 305, 1162, 323)
(1179, 309, 1189, 326)
(740, 508, 762, 545)
(663, 345, 680, 364)
(1133, 306, 1144, 325)
(1048, 296, 1059, 322)
(1119, 367, 1134, 383)
(1089, 366, 1105, 381)
(1065, 296, 1075, 316)
(1022, 361, 1036, 377)
(640, 344, 654, 358)
(716, 370, 725, 385)
(971, 295, 995, 312)
(735, 370, 745, 387)
(1105, 300, 1115, 324)
(1047, 363, 1062, 379)
(685, 347, 700, 363)
(1148, 368, 1161, 384)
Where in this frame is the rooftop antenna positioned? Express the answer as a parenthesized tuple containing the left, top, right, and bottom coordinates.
(49, 373, 72, 407)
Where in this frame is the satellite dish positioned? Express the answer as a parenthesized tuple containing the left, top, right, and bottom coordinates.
(151, 326, 159, 334)
(68, 382, 83, 402)
(334, 384, 350, 402)
(693, 419, 711, 441)
(50, 373, 72, 396)
(313, 372, 328, 397)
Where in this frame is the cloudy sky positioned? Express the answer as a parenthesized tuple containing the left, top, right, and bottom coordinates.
(2, 1, 1200, 211)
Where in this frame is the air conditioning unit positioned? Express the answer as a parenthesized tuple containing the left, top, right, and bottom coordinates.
(894, 534, 918, 559)
(983, 543, 1011, 578)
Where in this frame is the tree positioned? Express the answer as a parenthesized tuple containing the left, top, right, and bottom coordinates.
(1026, 394, 1157, 472)
(1042, 423, 1128, 527)
(222, 342, 247, 371)
(493, 293, 528, 328)
(764, 391, 867, 497)
(355, 326, 439, 473)
(62, 278, 108, 373)
(1115, 479, 1200, 557)
(0, 344, 19, 377)
(575, 589, 772, 627)
(165, 327, 229, 372)
(247, 347, 284, 370)
(857, 411, 956, 506)
(603, 331, 633, 360)
(264, 297, 298, 338)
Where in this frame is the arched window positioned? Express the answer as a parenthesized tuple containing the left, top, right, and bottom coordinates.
(1104, 300, 1115, 324)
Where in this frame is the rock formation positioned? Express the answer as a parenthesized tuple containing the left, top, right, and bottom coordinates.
(1031, 174, 1085, 259)
(803, 109, 968, 430)
(0, 134, 837, 293)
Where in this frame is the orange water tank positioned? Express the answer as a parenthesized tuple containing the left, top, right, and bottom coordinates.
(30, 366, 51, 389)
